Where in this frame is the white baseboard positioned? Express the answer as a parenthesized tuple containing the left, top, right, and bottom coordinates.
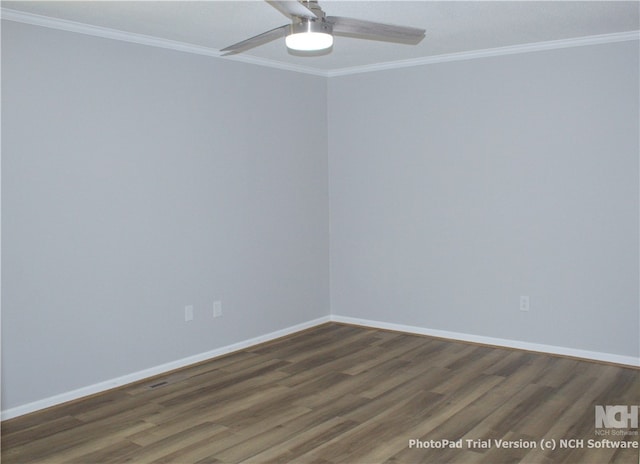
(1, 316, 331, 421)
(330, 315, 640, 368)
(3, 313, 637, 420)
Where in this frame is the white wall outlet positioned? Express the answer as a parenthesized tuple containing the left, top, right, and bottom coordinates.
(213, 300, 222, 318)
(520, 296, 530, 312)
(185, 305, 194, 321)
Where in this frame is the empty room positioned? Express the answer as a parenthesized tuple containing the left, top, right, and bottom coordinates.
(1, 1, 639, 463)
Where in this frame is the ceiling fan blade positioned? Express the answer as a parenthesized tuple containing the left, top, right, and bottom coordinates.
(268, 1, 318, 19)
(326, 16, 425, 44)
(220, 24, 289, 55)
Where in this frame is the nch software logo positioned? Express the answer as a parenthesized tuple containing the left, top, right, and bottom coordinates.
(595, 405, 639, 429)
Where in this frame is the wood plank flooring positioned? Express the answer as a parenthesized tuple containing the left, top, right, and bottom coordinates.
(2, 322, 639, 463)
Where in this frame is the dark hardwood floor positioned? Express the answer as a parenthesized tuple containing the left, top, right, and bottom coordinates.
(2, 322, 639, 463)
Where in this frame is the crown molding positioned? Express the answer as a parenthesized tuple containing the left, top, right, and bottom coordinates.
(2, 8, 638, 79)
(223, 53, 329, 77)
(327, 30, 640, 77)
(0, 8, 224, 58)
(0, 8, 328, 77)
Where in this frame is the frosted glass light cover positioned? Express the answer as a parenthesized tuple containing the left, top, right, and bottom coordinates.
(285, 32, 333, 51)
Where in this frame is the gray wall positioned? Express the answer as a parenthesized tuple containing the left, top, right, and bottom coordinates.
(329, 41, 639, 358)
(1, 21, 329, 410)
(3, 19, 639, 413)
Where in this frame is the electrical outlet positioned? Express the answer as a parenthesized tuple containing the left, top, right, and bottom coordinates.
(185, 305, 194, 321)
(213, 300, 222, 318)
(520, 296, 530, 312)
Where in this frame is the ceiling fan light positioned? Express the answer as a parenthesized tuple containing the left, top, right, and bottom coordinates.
(286, 32, 333, 51)
(286, 20, 333, 51)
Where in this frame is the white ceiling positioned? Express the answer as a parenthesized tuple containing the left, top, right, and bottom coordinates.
(2, 1, 639, 74)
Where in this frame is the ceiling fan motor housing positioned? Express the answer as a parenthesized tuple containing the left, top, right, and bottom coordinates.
(289, 18, 333, 36)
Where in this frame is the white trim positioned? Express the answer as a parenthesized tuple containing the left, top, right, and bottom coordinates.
(223, 53, 328, 77)
(2, 313, 637, 420)
(0, 8, 222, 58)
(0, 316, 331, 420)
(2, 8, 638, 78)
(327, 31, 640, 77)
(330, 315, 640, 368)
(0, 8, 327, 77)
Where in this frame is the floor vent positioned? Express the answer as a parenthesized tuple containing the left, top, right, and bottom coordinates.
(148, 381, 169, 389)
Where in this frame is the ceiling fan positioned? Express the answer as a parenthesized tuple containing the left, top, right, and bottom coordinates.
(221, 0, 426, 55)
